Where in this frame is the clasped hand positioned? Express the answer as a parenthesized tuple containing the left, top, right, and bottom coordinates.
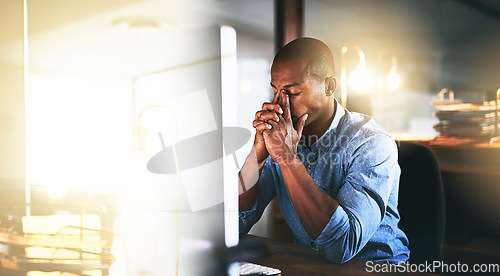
(252, 91, 308, 166)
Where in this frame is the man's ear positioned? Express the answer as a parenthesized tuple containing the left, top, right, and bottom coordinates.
(325, 76, 337, 96)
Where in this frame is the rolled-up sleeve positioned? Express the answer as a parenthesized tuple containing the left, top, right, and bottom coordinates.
(314, 134, 399, 263)
(239, 157, 277, 236)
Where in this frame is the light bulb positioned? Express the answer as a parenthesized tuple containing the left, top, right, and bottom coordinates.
(387, 71, 400, 90)
(347, 50, 374, 94)
(387, 57, 400, 90)
(348, 65, 374, 94)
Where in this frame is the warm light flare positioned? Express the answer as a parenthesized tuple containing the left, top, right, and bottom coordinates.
(349, 66, 374, 94)
(347, 50, 374, 94)
(387, 57, 400, 90)
(387, 71, 400, 90)
(46, 183, 67, 199)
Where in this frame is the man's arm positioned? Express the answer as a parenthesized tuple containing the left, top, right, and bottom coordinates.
(239, 92, 282, 211)
(277, 156, 339, 239)
(263, 92, 339, 239)
(320, 134, 399, 263)
(238, 147, 266, 211)
(238, 92, 284, 236)
(238, 152, 277, 237)
(264, 93, 398, 263)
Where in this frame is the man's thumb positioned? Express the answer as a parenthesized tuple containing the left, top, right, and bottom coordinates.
(296, 113, 308, 137)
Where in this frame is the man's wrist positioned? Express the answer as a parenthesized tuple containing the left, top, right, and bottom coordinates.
(248, 147, 268, 169)
(275, 152, 302, 168)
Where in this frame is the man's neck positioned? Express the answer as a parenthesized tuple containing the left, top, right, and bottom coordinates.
(302, 102, 336, 148)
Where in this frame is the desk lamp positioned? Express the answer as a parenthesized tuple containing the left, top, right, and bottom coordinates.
(340, 45, 374, 114)
(340, 45, 374, 108)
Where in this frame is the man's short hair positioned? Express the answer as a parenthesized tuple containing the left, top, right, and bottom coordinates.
(273, 37, 335, 81)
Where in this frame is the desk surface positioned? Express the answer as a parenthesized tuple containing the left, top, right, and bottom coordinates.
(400, 139, 500, 176)
(243, 235, 436, 276)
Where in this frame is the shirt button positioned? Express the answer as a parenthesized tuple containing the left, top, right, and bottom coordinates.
(308, 163, 313, 169)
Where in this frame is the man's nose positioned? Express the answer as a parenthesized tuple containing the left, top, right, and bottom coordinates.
(279, 89, 290, 95)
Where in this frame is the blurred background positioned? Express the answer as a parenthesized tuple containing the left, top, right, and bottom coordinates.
(1, 0, 499, 275)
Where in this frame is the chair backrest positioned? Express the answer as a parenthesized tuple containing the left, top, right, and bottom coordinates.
(397, 141, 445, 265)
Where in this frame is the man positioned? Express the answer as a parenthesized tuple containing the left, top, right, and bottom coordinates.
(238, 37, 410, 264)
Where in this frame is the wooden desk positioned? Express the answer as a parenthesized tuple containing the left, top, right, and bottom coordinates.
(407, 139, 500, 176)
(242, 235, 433, 275)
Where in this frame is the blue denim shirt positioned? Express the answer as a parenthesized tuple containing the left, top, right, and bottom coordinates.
(239, 100, 410, 264)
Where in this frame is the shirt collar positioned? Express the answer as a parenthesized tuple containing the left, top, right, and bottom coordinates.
(327, 98, 345, 135)
(306, 98, 346, 151)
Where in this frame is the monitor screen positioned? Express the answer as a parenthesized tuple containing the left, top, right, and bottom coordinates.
(130, 25, 243, 276)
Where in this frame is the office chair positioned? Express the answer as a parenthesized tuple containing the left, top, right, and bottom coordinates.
(397, 141, 445, 265)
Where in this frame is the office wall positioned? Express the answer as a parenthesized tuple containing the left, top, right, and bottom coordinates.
(0, 1, 25, 185)
(304, 0, 500, 136)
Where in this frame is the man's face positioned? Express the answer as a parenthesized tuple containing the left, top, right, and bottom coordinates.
(270, 59, 331, 127)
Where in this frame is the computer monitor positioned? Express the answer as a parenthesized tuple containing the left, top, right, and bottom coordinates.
(135, 25, 243, 276)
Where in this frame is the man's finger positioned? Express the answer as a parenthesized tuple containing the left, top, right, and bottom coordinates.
(255, 111, 262, 121)
(256, 110, 280, 123)
(262, 128, 272, 141)
(281, 93, 292, 121)
(253, 120, 271, 128)
(262, 103, 283, 114)
(296, 113, 309, 138)
(267, 118, 279, 129)
(272, 90, 280, 103)
(254, 121, 272, 134)
(252, 119, 261, 128)
(276, 112, 286, 128)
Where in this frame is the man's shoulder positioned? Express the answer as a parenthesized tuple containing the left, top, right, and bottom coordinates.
(337, 112, 399, 172)
(339, 111, 391, 139)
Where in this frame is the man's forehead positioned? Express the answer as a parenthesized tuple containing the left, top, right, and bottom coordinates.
(272, 58, 308, 68)
(271, 59, 310, 76)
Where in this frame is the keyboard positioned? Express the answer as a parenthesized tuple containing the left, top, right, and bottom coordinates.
(238, 262, 281, 275)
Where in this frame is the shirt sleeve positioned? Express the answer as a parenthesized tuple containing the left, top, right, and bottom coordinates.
(313, 134, 399, 263)
(239, 157, 277, 236)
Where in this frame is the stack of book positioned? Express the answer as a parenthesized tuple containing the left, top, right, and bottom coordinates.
(431, 89, 499, 140)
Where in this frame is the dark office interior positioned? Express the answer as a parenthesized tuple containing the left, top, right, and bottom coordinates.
(1, 0, 499, 275)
